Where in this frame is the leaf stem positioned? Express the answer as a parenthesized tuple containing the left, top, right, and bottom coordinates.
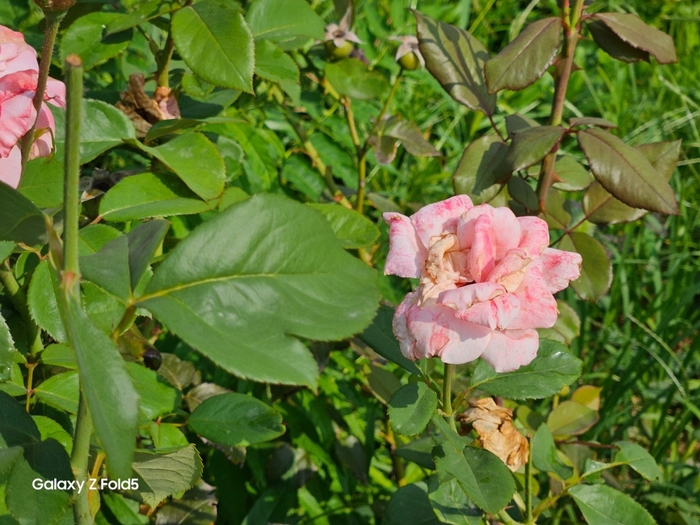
(536, 0, 584, 212)
(20, 10, 66, 171)
(442, 363, 456, 431)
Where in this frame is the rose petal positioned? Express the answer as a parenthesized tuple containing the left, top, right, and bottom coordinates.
(0, 145, 22, 188)
(492, 207, 521, 260)
(439, 284, 520, 330)
(456, 204, 491, 249)
(479, 329, 539, 372)
(383, 212, 426, 278)
(393, 290, 420, 360)
(411, 195, 473, 248)
(487, 248, 531, 292)
(517, 216, 549, 256)
(438, 282, 505, 311)
(44, 77, 66, 108)
(538, 248, 582, 293)
(29, 102, 56, 160)
(507, 262, 558, 329)
(469, 214, 496, 282)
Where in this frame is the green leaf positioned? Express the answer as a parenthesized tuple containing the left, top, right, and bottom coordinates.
(5, 440, 73, 525)
(34, 371, 79, 414)
(80, 236, 131, 301)
(553, 155, 592, 191)
(383, 484, 442, 525)
(101, 493, 149, 525)
(0, 241, 14, 263)
(532, 424, 573, 479)
(588, 13, 677, 64)
(508, 176, 539, 213)
(172, 0, 254, 92)
(255, 40, 300, 84)
(358, 305, 420, 375)
(246, 0, 325, 42)
(135, 133, 226, 201)
(60, 294, 139, 479)
(453, 136, 508, 203)
(0, 391, 40, 447)
(569, 484, 656, 525)
(105, 0, 177, 35)
(28, 261, 66, 342)
(505, 126, 567, 172)
(0, 314, 17, 383)
(149, 482, 217, 525)
(138, 194, 379, 387)
(429, 478, 482, 525)
(470, 339, 582, 400)
(99, 172, 215, 222)
(543, 189, 571, 230)
(385, 120, 440, 158)
(52, 100, 136, 164)
(132, 445, 203, 508)
(368, 365, 401, 405)
(578, 128, 678, 214)
(538, 300, 580, 345)
(569, 117, 617, 129)
(557, 232, 612, 301)
(282, 156, 325, 201)
(587, 19, 650, 63)
(388, 382, 438, 436)
(614, 441, 662, 481)
(40, 344, 76, 370)
(325, 59, 389, 101)
(368, 135, 398, 165)
(78, 225, 122, 256)
(17, 157, 64, 209)
(82, 282, 127, 335)
(59, 12, 132, 70)
(33, 416, 73, 455)
(0, 183, 46, 245)
(188, 392, 284, 446)
(433, 442, 515, 514)
(485, 17, 561, 93)
(126, 363, 181, 420)
(547, 401, 598, 438)
(306, 203, 380, 249)
(505, 114, 539, 136)
(414, 11, 495, 115)
(583, 140, 680, 224)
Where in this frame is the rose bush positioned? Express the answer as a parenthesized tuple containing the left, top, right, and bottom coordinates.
(384, 195, 582, 372)
(0, 25, 65, 188)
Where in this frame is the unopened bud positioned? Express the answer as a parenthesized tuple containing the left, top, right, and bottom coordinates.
(33, 0, 75, 13)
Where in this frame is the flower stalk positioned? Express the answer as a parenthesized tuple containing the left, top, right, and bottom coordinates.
(443, 363, 456, 431)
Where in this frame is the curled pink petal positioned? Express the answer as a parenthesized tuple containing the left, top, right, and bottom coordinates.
(44, 77, 66, 108)
(492, 207, 521, 259)
(0, 26, 38, 77)
(487, 248, 531, 292)
(0, 145, 22, 188)
(517, 216, 550, 256)
(0, 71, 37, 156)
(383, 212, 426, 278)
(480, 329, 539, 372)
(411, 195, 473, 248)
(468, 214, 496, 282)
(539, 248, 582, 293)
(507, 263, 558, 330)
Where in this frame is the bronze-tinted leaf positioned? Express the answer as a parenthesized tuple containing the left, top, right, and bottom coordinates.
(504, 126, 566, 172)
(505, 114, 539, 137)
(587, 20, 650, 63)
(569, 117, 617, 129)
(578, 128, 678, 214)
(414, 10, 495, 115)
(385, 120, 440, 158)
(508, 176, 538, 213)
(557, 232, 612, 301)
(453, 135, 508, 203)
(368, 135, 398, 165)
(485, 17, 561, 93)
(587, 13, 677, 64)
(543, 189, 571, 229)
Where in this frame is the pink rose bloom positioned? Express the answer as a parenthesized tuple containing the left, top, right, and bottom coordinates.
(0, 25, 66, 189)
(384, 195, 582, 372)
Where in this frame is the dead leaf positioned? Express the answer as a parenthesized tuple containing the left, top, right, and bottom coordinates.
(460, 397, 529, 472)
(116, 74, 181, 137)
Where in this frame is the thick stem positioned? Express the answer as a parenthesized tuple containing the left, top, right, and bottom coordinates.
(536, 0, 583, 213)
(442, 363, 456, 431)
(155, 30, 175, 88)
(71, 392, 93, 525)
(20, 11, 66, 171)
(524, 434, 534, 524)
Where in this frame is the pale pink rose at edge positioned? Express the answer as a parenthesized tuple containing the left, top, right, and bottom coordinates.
(383, 195, 582, 372)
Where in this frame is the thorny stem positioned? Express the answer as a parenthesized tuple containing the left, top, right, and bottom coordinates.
(20, 10, 66, 171)
(536, 0, 585, 213)
(442, 363, 456, 431)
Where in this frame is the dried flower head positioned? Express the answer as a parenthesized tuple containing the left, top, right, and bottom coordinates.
(391, 35, 425, 70)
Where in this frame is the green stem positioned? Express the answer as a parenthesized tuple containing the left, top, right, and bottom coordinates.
(524, 434, 534, 524)
(63, 55, 92, 525)
(155, 29, 175, 88)
(20, 10, 66, 171)
(536, 0, 583, 213)
(0, 264, 43, 355)
(366, 69, 403, 144)
(442, 363, 456, 431)
(497, 509, 522, 525)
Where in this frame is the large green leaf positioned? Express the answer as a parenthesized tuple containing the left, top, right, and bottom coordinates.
(583, 140, 681, 224)
(557, 232, 612, 301)
(588, 13, 677, 64)
(383, 484, 442, 525)
(0, 183, 46, 245)
(614, 441, 662, 481)
(134, 132, 226, 201)
(33, 371, 79, 414)
(553, 155, 592, 191)
(60, 294, 139, 479)
(0, 391, 40, 447)
(99, 172, 215, 222)
(470, 339, 582, 399)
(453, 136, 508, 203)
(485, 17, 561, 93)
(172, 0, 254, 92)
(246, 0, 324, 42)
(569, 484, 656, 525)
(0, 313, 17, 383)
(18, 157, 64, 209)
(325, 59, 389, 101)
(188, 392, 284, 446)
(126, 363, 181, 420)
(532, 423, 572, 479)
(358, 305, 420, 375)
(59, 12, 132, 70)
(587, 20, 650, 63)
(105, 0, 177, 35)
(429, 478, 482, 525)
(414, 11, 495, 115)
(578, 128, 678, 214)
(132, 445, 203, 508)
(504, 126, 566, 172)
(388, 382, 438, 436)
(254, 40, 300, 84)
(138, 194, 379, 387)
(28, 261, 66, 342)
(306, 203, 380, 249)
(547, 400, 598, 438)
